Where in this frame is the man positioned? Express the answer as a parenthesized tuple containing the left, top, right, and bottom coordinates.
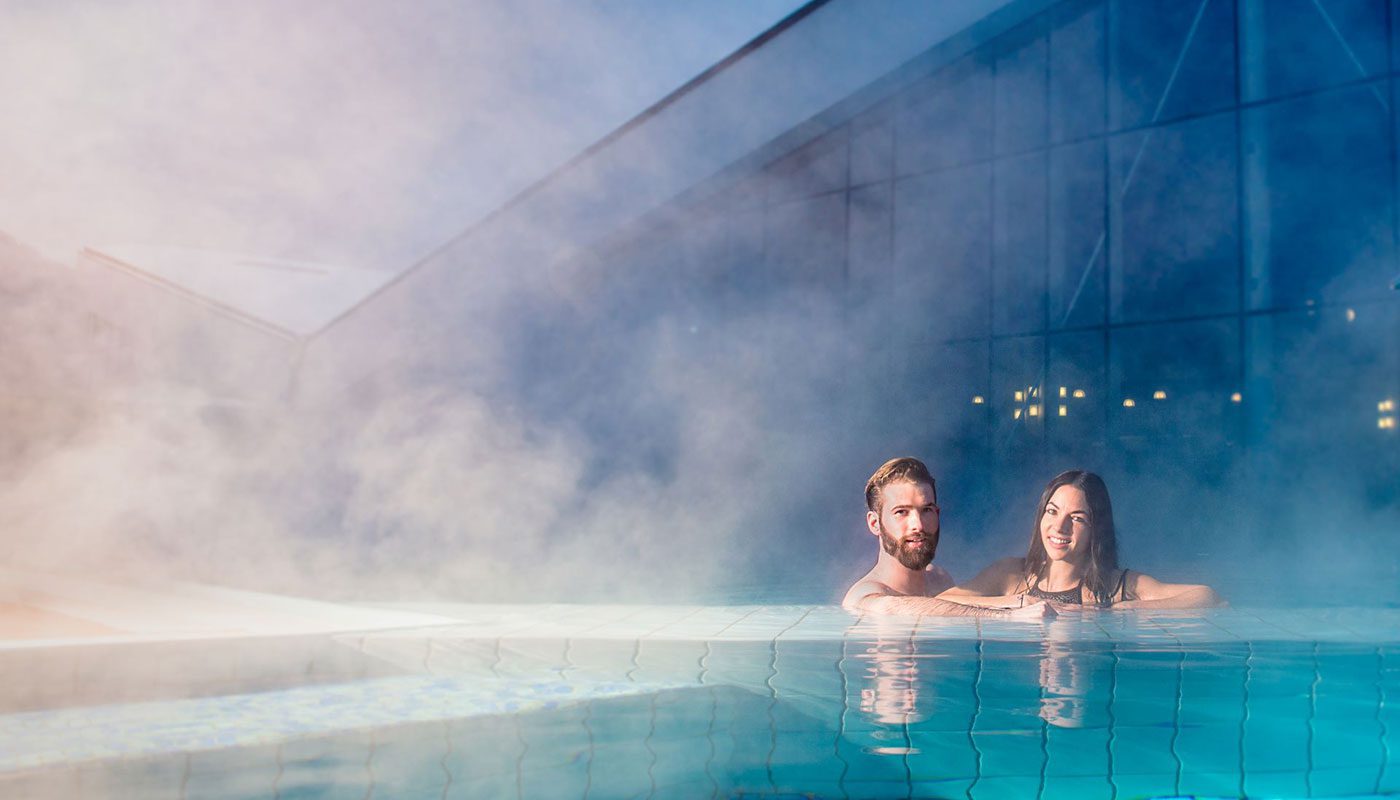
(842, 457, 1051, 620)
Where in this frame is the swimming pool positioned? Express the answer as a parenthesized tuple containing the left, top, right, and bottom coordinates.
(3, 605, 1397, 798)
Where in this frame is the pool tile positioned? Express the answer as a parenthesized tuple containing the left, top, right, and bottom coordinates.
(1176, 769, 1246, 799)
(586, 735, 658, 798)
(560, 638, 635, 683)
(183, 743, 285, 800)
(904, 729, 978, 778)
(1109, 724, 1178, 775)
(843, 778, 915, 799)
(1310, 765, 1391, 797)
(366, 731, 458, 799)
(1313, 719, 1389, 770)
(0, 767, 82, 800)
(768, 728, 847, 783)
(771, 640, 844, 701)
(72, 756, 184, 800)
(910, 776, 975, 797)
(836, 730, 911, 781)
(495, 638, 568, 679)
(517, 760, 591, 800)
(421, 636, 498, 676)
(655, 775, 724, 798)
(1243, 714, 1310, 773)
(1111, 772, 1181, 799)
(1175, 721, 1244, 776)
(1043, 724, 1111, 777)
(1242, 768, 1309, 799)
(701, 640, 774, 692)
(969, 774, 1041, 799)
(516, 703, 591, 771)
(448, 772, 522, 800)
(650, 606, 763, 639)
(647, 731, 727, 787)
(971, 728, 1044, 777)
(1040, 773, 1114, 799)
(632, 638, 706, 685)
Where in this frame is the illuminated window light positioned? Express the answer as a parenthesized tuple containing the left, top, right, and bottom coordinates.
(1072, 389, 1086, 399)
(1122, 398, 1136, 408)
(1014, 408, 1022, 420)
(1030, 386, 1039, 398)
(1059, 386, 1067, 398)
(972, 395, 985, 405)
(1014, 390, 1024, 402)
(1346, 308, 1357, 322)
(1231, 392, 1243, 403)
(1380, 399, 1396, 413)
(1058, 405, 1068, 417)
(1306, 298, 1316, 306)
(1380, 416, 1396, 430)
(1028, 404, 1040, 417)
(1153, 390, 1167, 400)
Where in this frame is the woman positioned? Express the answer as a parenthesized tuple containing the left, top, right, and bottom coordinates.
(939, 470, 1222, 609)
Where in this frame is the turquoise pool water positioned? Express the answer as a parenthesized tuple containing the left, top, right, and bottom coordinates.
(3, 606, 1398, 798)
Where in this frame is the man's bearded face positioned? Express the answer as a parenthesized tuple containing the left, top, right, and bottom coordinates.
(873, 480, 939, 570)
(879, 520, 937, 570)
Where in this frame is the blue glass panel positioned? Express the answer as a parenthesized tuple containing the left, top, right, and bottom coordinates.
(994, 20, 1049, 155)
(1110, 318, 1239, 450)
(1110, 110, 1240, 323)
(1109, 0, 1237, 130)
(1243, 82, 1395, 309)
(1048, 139, 1106, 329)
(850, 101, 895, 187)
(892, 164, 992, 342)
(991, 334, 1047, 480)
(765, 128, 849, 204)
(1109, 318, 1242, 563)
(993, 152, 1048, 335)
(723, 204, 768, 314)
(1244, 306, 1400, 556)
(849, 181, 893, 307)
(1047, 330, 1108, 469)
(1049, 0, 1107, 144)
(764, 193, 846, 291)
(1243, 0, 1388, 102)
(896, 55, 994, 176)
(918, 340, 993, 537)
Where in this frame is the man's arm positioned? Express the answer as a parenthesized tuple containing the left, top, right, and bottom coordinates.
(846, 581, 1052, 620)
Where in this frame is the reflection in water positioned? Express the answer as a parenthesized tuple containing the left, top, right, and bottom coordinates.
(1036, 624, 1110, 729)
(856, 637, 932, 727)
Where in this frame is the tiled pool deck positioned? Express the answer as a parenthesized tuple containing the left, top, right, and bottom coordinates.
(3, 576, 1399, 798)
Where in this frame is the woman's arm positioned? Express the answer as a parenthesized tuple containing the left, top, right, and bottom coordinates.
(936, 557, 1025, 599)
(1115, 572, 1224, 609)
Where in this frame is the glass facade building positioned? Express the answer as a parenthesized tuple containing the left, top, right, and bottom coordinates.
(531, 0, 1400, 600)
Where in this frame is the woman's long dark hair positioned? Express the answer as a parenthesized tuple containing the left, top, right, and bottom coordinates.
(1024, 470, 1119, 607)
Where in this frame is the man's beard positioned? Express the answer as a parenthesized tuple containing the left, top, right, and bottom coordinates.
(880, 525, 936, 570)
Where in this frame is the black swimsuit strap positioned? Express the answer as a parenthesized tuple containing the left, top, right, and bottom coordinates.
(1114, 569, 1132, 602)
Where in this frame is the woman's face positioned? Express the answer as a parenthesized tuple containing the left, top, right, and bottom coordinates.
(1040, 484, 1092, 565)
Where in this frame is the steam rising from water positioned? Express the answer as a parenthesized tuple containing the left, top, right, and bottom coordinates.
(1, 1, 1397, 609)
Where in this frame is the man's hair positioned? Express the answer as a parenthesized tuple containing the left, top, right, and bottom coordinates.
(865, 457, 937, 513)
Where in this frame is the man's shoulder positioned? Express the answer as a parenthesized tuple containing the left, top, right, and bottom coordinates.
(926, 564, 955, 594)
(841, 577, 897, 609)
